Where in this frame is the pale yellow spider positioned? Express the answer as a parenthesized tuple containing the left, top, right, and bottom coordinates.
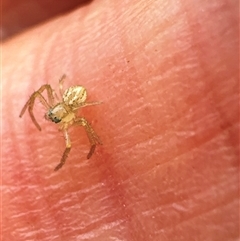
(19, 75, 102, 171)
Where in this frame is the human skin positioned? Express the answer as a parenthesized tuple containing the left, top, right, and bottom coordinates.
(1, 0, 239, 240)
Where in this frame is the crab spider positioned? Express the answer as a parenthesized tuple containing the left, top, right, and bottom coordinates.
(19, 75, 102, 171)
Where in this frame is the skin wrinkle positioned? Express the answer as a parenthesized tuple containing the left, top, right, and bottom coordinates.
(117, 134, 237, 192)
(75, 220, 125, 240)
(124, 84, 210, 128)
(92, 161, 136, 240)
(10, 186, 61, 239)
(114, 98, 232, 167)
(44, 165, 128, 238)
(105, 123, 237, 207)
(130, 187, 237, 238)
(117, 0, 181, 52)
(59, 214, 124, 238)
(141, 196, 236, 231)
(137, 20, 190, 60)
(66, 211, 123, 233)
(164, 199, 238, 232)
(127, 159, 236, 206)
(181, 1, 238, 111)
(116, 148, 237, 238)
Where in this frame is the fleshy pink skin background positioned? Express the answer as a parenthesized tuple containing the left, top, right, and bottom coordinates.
(2, 0, 239, 240)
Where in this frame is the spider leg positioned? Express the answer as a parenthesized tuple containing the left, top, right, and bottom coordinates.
(78, 101, 103, 108)
(73, 101, 102, 112)
(59, 74, 66, 97)
(28, 93, 47, 131)
(45, 85, 55, 107)
(54, 130, 71, 171)
(19, 84, 55, 130)
(75, 117, 102, 159)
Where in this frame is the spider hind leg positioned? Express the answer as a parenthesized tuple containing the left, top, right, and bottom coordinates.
(75, 117, 102, 159)
(54, 130, 71, 171)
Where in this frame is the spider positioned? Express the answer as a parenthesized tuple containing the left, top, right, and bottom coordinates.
(19, 74, 102, 171)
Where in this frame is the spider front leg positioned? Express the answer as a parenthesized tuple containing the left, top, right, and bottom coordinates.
(54, 129, 71, 171)
(19, 84, 55, 131)
(59, 74, 67, 97)
(79, 101, 103, 108)
(75, 117, 102, 159)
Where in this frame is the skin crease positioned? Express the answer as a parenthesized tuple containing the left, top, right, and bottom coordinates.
(1, 0, 238, 240)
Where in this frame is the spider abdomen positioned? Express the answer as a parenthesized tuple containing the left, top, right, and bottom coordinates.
(63, 86, 87, 108)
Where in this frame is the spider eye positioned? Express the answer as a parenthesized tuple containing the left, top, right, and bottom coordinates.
(53, 117, 61, 123)
(45, 110, 62, 123)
